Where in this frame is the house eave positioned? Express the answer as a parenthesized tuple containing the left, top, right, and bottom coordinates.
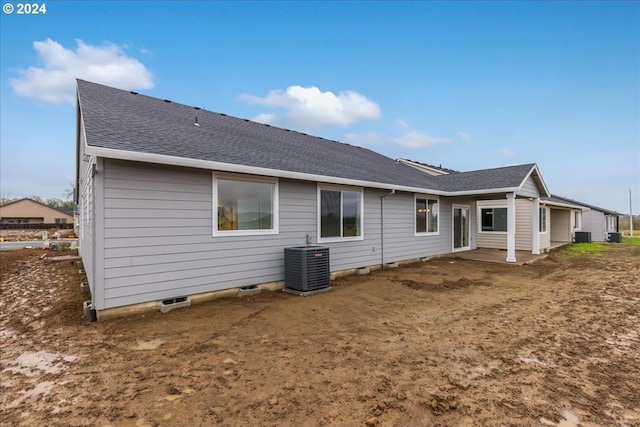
(85, 145, 528, 198)
(542, 200, 586, 210)
(443, 187, 520, 197)
(85, 145, 453, 195)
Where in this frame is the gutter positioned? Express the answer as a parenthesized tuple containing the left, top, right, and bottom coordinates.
(84, 144, 523, 198)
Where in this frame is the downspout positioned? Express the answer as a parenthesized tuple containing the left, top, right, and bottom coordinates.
(380, 189, 396, 265)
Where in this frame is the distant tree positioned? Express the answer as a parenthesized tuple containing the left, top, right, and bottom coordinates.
(46, 198, 74, 212)
(0, 189, 15, 205)
(63, 182, 75, 201)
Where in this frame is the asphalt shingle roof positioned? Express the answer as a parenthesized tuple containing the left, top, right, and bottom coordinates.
(544, 195, 620, 215)
(432, 164, 537, 192)
(77, 80, 540, 195)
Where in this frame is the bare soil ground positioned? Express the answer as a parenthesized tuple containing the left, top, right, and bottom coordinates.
(1, 244, 639, 427)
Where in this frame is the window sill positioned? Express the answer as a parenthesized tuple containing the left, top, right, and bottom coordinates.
(318, 236, 364, 244)
(414, 232, 440, 237)
(213, 229, 279, 237)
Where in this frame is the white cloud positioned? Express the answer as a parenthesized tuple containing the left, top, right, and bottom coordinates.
(10, 38, 154, 104)
(241, 85, 381, 131)
(393, 130, 452, 148)
(458, 131, 472, 142)
(499, 148, 517, 157)
(343, 131, 386, 147)
(252, 113, 277, 124)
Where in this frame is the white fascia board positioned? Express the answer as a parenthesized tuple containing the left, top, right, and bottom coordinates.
(85, 145, 449, 195)
(542, 200, 585, 210)
(444, 187, 520, 197)
(85, 145, 524, 198)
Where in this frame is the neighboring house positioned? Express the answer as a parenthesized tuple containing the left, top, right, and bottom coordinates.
(76, 80, 553, 318)
(545, 195, 620, 242)
(0, 198, 74, 225)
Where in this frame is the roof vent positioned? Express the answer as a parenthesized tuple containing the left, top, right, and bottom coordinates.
(163, 99, 172, 103)
(194, 106, 201, 110)
(130, 91, 138, 95)
(194, 116, 200, 127)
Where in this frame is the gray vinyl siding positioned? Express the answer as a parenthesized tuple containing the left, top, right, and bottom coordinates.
(78, 128, 97, 299)
(101, 159, 307, 309)
(95, 159, 468, 310)
(96, 159, 482, 310)
(582, 210, 607, 241)
(381, 194, 475, 263)
(517, 176, 540, 198)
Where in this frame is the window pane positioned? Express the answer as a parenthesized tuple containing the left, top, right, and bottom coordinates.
(493, 208, 507, 231)
(342, 191, 361, 237)
(218, 179, 273, 231)
(539, 208, 547, 232)
(416, 198, 427, 233)
(428, 199, 438, 233)
(481, 208, 507, 232)
(321, 190, 341, 237)
(481, 209, 493, 231)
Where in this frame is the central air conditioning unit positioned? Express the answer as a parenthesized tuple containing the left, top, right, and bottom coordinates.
(284, 246, 330, 292)
(607, 232, 622, 243)
(574, 231, 592, 243)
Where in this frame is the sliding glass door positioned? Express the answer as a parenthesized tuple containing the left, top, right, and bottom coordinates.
(453, 205, 470, 251)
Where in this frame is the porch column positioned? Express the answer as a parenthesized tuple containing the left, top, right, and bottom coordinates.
(532, 198, 540, 255)
(506, 192, 517, 262)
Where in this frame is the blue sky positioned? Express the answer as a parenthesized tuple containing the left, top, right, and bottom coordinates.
(1, 1, 638, 213)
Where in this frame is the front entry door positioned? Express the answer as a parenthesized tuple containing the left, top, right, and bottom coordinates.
(453, 205, 470, 251)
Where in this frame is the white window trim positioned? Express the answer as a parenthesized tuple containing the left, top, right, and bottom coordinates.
(574, 211, 581, 230)
(539, 207, 548, 234)
(452, 204, 472, 252)
(414, 194, 440, 236)
(317, 183, 364, 243)
(212, 172, 279, 237)
(478, 206, 508, 234)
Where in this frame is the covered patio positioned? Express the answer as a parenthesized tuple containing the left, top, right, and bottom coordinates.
(444, 245, 567, 265)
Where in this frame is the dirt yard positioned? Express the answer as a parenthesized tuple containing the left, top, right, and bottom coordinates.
(1, 243, 639, 427)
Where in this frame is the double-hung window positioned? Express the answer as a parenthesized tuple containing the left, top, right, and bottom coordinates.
(415, 196, 439, 235)
(213, 173, 278, 236)
(480, 207, 507, 232)
(539, 207, 547, 233)
(574, 211, 581, 230)
(318, 186, 363, 241)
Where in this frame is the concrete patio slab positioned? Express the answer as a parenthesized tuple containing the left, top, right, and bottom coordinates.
(445, 249, 548, 265)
